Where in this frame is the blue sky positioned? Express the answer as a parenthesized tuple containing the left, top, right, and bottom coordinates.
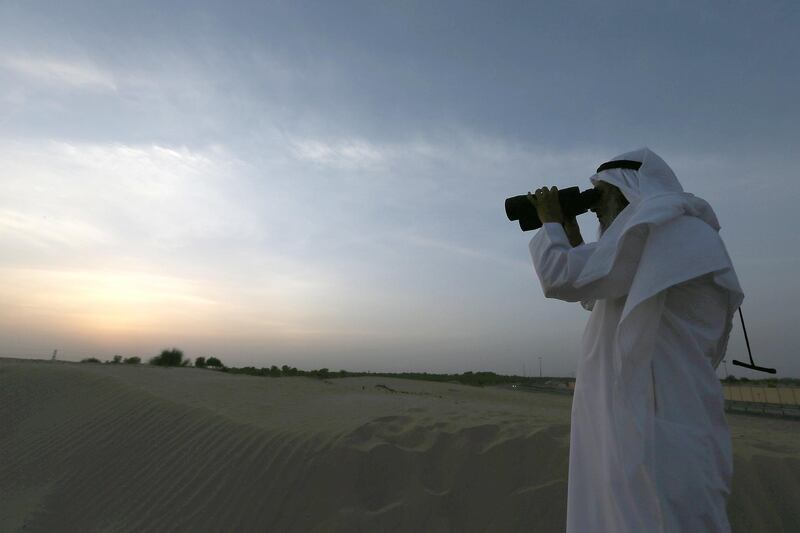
(1, 0, 798, 376)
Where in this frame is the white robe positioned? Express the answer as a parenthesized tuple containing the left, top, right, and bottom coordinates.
(528, 148, 743, 532)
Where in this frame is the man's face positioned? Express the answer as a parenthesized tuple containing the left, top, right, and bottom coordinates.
(591, 181, 629, 233)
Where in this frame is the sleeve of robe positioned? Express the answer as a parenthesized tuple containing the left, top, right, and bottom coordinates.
(529, 222, 638, 302)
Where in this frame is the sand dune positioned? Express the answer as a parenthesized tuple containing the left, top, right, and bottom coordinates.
(2, 358, 799, 532)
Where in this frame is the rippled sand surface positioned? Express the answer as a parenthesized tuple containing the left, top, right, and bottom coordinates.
(1, 358, 798, 532)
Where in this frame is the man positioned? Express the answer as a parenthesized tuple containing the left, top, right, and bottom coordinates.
(528, 148, 742, 532)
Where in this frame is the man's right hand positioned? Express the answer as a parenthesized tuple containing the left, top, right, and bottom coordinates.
(528, 186, 564, 224)
(527, 187, 584, 247)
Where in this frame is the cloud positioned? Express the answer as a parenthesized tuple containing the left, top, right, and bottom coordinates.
(0, 209, 111, 249)
(0, 140, 258, 253)
(0, 54, 117, 91)
(401, 233, 530, 270)
(289, 138, 389, 170)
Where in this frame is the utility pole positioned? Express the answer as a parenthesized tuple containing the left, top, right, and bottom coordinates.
(51, 349, 58, 361)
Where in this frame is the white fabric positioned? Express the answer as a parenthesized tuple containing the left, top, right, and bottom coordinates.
(528, 148, 743, 532)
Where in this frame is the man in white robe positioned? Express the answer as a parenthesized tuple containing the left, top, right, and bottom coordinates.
(528, 148, 742, 532)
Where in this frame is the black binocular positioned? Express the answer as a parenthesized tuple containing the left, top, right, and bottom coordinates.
(505, 187, 601, 231)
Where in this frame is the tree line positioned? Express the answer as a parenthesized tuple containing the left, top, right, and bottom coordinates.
(81, 348, 222, 369)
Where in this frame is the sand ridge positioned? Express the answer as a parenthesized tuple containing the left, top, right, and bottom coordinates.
(1, 358, 799, 532)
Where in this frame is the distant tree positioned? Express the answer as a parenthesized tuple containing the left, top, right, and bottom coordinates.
(206, 356, 223, 368)
(270, 365, 281, 377)
(149, 348, 184, 367)
(81, 357, 102, 363)
(111, 355, 123, 364)
(317, 368, 329, 379)
(195, 357, 207, 368)
(123, 356, 141, 364)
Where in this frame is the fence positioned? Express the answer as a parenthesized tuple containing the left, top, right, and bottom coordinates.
(722, 384, 800, 419)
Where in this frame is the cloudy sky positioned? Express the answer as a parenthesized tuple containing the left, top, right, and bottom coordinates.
(1, 0, 798, 377)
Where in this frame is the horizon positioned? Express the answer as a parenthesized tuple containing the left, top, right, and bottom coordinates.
(1, 1, 798, 377)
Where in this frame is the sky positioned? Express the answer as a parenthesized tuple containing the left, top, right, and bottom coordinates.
(1, 0, 798, 377)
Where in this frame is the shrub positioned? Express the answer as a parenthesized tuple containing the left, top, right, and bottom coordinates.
(123, 356, 141, 365)
(206, 356, 223, 368)
(81, 357, 102, 363)
(111, 355, 123, 364)
(195, 357, 206, 368)
(149, 348, 184, 367)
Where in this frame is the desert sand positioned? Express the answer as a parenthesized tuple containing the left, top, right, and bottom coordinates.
(1, 357, 798, 532)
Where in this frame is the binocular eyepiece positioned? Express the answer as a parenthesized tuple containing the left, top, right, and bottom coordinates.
(505, 187, 601, 231)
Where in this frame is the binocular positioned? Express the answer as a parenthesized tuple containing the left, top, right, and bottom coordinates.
(505, 187, 601, 231)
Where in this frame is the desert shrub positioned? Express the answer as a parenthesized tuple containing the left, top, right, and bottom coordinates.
(149, 348, 184, 367)
(110, 355, 122, 364)
(206, 356, 223, 368)
(195, 357, 206, 368)
(123, 356, 141, 364)
(81, 357, 102, 363)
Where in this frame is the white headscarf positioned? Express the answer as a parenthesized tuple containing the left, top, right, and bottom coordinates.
(578, 147, 743, 375)
(577, 147, 722, 290)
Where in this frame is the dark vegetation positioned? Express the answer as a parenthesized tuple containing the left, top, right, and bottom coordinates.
(722, 375, 800, 387)
(76, 350, 798, 389)
(221, 366, 575, 387)
(80, 355, 140, 364)
(149, 348, 189, 367)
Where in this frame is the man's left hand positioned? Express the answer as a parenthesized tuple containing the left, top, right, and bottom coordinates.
(528, 186, 564, 225)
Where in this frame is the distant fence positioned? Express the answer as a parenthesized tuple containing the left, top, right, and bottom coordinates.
(722, 384, 800, 419)
(513, 382, 800, 420)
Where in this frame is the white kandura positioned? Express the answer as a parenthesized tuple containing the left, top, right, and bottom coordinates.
(530, 148, 742, 532)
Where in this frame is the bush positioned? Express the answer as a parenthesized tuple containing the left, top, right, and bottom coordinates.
(149, 348, 185, 367)
(206, 356, 223, 368)
(81, 357, 101, 363)
(110, 355, 123, 364)
(195, 357, 206, 368)
(123, 356, 141, 365)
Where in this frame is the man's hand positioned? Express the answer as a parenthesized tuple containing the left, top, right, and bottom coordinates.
(528, 186, 564, 225)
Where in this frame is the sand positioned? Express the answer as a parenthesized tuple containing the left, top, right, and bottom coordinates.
(1, 358, 798, 532)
